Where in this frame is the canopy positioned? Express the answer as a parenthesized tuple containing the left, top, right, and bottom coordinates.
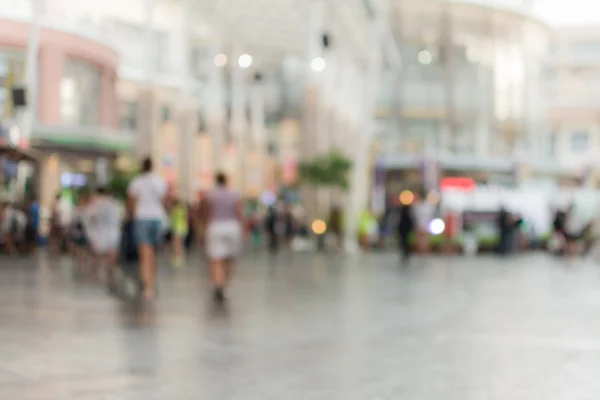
(0, 144, 39, 163)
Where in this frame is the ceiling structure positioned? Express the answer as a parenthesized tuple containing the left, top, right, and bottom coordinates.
(190, 0, 375, 65)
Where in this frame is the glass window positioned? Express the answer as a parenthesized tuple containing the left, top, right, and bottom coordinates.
(109, 21, 168, 73)
(0, 49, 25, 120)
(161, 105, 172, 122)
(119, 100, 138, 131)
(549, 132, 556, 158)
(61, 59, 101, 126)
(571, 132, 589, 152)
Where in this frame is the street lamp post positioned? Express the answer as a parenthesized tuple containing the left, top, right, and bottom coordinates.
(16, 0, 41, 200)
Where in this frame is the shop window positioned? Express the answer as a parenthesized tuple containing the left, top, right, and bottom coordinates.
(0, 49, 25, 120)
(119, 100, 138, 131)
(109, 21, 168, 73)
(161, 105, 172, 122)
(61, 59, 101, 126)
(571, 131, 589, 153)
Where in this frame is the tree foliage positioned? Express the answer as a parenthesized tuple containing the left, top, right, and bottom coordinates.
(298, 150, 352, 190)
(108, 170, 137, 200)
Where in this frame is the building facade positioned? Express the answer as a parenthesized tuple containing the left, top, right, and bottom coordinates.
(545, 26, 600, 173)
(0, 0, 567, 222)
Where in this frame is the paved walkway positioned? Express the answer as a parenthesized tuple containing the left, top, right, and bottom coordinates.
(0, 252, 599, 398)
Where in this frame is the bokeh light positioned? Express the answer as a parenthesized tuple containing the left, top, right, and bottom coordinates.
(238, 54, 253, 68)
(312, 219, 327, 235)
(214, 53, 228, 67)
(428, 218, 445, 235)
(399, 190, 414, 205)
(310, 57, 326, 72)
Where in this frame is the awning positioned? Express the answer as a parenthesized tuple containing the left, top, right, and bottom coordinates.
(0, 144, 40, 162)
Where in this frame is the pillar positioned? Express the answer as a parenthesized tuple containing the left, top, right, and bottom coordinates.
(250, 75, 266, 195)
(37, 47, 64, 125)
(39, 153, 61, 231)
(301, 0, 326, 218)
(206, 46, 226, 175)
(230, 47, 249, 192)
(344, 20, 382, 253)
(176, 0, 197, 202)
(100, 68, 117, 128)
(441, 4, 457, 153)
(136, 0, 157, 161)
(474, 63, 489, 157)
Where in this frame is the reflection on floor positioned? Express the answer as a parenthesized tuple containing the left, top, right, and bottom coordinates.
(0, 252, 598, 398)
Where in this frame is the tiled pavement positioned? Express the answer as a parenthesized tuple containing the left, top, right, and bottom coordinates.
(1, 251, 600, 399)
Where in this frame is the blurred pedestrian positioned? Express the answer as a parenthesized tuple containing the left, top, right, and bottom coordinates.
(86, 187, 121, 288)
(205, 172, 243, 303)
(169, 197, 189, 267)
(128, 157, 168, 301)
(397, 203, 415, 263)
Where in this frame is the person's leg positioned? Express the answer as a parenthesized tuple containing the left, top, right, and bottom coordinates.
(400, 232, 410, 262)
(211, 258, 226, 302)
(105, 248, 118, 288)
(135, 221, 155, 300)
(207, 223, 229, 302)
(172, 234, 184, 266)
(223, 257, 235, 283)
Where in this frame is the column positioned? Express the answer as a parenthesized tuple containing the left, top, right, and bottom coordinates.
(474, 63, 489, 156)
(344, 20, 382, 254)
(100, 68, 117, 128)
(206, 46, 226, 175)
(301, 0, 325, 218)
(250, 73, 266, 195)
(177, 0, 197, 202)
(441, 4, 457, 153)
(23, 0, 41, 138)
(177, 106, 197, 201)
(317, 55, 337, 214)
(136, 0, 156, 160)
(37, 47, 64, 125)
(230, 47, 249, 192)
(39, 153, 61, 224)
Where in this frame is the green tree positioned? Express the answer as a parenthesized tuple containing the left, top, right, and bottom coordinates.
(108, 170, 137, 200)
(298, 150, 352, 190)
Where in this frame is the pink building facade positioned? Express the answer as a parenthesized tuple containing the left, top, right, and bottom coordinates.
(0, 18, 118, 129)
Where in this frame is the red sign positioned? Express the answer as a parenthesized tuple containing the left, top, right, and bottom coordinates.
(440, 177, 476, 191)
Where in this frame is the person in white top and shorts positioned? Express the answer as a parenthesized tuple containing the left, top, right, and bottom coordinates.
(127, 157, 168, 301)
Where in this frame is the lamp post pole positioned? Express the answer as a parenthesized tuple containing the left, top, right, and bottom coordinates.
(16, 0, 41, 200)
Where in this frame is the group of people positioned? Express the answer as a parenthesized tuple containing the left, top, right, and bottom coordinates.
(550, 205, 594, 256)
(48, 187, 122, 285)
(125, 157, 243, 303)
(0, 200, 39, 255)
(41, 156, 245, 304)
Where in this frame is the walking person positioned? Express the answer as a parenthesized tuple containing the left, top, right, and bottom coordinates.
(25, 197, 40, 255)
(328, 206, 344, 251)
(69, 194, 91, 270)
(169, 197, 189, 267)
(397, 203, 415, 264)
(85, 187, 122, 289)
(205, 172, 244, 304)
(49, 194, 68, 257)
(128, 157, 168, 301)
(264, 205, 280, 253)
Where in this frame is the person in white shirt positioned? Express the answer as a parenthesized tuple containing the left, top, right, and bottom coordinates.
(127, 157, 168, 301)
(86, 187, 122, 286)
